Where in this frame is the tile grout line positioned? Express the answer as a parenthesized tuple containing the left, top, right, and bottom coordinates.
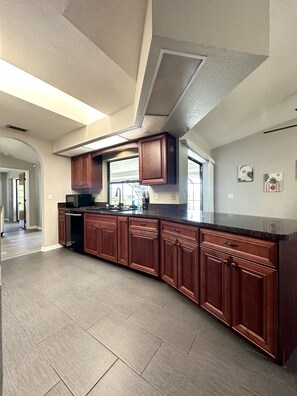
(85, 358, 119, 396)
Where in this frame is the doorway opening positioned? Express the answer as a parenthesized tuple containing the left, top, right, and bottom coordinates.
(0, 138, 42, 260)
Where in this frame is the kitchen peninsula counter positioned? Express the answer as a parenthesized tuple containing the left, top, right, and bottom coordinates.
(58, 204, 297, 241)
(58, 203, 297, 364)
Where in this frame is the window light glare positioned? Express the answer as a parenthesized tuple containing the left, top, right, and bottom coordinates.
(0, 59, 106, 124)
(83, 136, 128, 150)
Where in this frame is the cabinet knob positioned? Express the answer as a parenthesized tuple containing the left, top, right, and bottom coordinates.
(230, 262, 237, 268)
(174, 228, 182, 233)
(176, 242, 180, 247)
(225, 241, 239, 248)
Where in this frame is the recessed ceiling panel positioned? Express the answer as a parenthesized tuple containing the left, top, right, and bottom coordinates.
(146, 52, 204, 116)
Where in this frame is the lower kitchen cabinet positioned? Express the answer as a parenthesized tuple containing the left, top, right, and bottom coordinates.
(129, 218, 159, 276)
(200, 229, 278, 358)
(117, 216, 129, 266)
(200, 248, 231, 325)
(231, 256, 277, 357)
(160, 221, 199, 303)
(84, 214, 117, 262)
(58, 210, 66, 246)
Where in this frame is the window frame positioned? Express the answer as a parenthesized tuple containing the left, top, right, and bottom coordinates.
(188, 156, 203, 211)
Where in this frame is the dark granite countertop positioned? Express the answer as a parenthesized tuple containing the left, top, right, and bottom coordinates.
(58, 203, 297, 241)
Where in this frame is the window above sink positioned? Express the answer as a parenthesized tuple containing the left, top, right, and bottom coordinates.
(108, 157, 148, 208)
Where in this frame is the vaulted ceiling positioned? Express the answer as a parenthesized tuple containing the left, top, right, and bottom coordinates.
(2, 0, 288, 160)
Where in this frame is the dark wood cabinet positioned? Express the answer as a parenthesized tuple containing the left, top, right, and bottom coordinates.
(160, 234, 178, 288)
(84, 214, 117, 262)
(58, 210, 66, 246)
(231, 256, 277, 357)
(71, 153, 102, 190)
(118, 216, 129, 266)
(177, 239, 199, 303)
(84, 219, 98, 256)
(160, 221, 199, 303)
(129, 218, 159, 276)
(139, 133, 176, 185)
(200, 247, 231, 325)
(200, 229, 277, 358)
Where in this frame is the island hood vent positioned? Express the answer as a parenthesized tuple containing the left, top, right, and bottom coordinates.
(145, 50, 206, 118)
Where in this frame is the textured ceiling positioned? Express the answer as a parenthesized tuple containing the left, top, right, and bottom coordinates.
(0, 0, 273, 155)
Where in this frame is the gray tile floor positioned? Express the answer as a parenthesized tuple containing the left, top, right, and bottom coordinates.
(2, 248, 297, 396)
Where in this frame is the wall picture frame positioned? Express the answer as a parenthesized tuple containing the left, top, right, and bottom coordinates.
(237, 164, 254, 182)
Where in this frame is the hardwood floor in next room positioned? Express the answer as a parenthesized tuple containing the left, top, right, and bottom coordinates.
(1, 223, 42, 261)
(2, 248, 297, 395)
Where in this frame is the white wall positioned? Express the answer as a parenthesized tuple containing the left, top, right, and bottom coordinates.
(0, 129, 72, 248)
(212, 127, 297, 219)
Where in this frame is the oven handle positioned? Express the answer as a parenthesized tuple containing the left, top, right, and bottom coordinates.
(65, 213, 83, 217)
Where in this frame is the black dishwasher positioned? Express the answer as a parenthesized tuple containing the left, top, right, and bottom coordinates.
(65, 211, 84, 252)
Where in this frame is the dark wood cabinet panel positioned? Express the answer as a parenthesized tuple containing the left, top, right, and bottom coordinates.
(71, 153, 102, 190)
(118, 216, 129, 266)
(58, 211, 66, 246)
(231, 257, 277, 357)
(139, 133, 176, 185)
(200, 247, 231, 325)
(99, 227, 117, 263)
(160, 234, 178, 288)
(177, 240, 199, 303)
(84, 221, 99, 256)
(129, 218, 159, 276)
(160, 221, 199, 303)
(84, 214, 117, 262)
(129, 231, 159, 276)
(200, 228, 277, 268)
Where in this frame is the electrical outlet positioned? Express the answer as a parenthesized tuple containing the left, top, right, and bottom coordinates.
(155, 193, 159, 200)
(171, 193, 176, 200)
(227, 193, 233, 199)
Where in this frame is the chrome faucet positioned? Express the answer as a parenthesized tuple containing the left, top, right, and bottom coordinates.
(115, 187, 123, 208)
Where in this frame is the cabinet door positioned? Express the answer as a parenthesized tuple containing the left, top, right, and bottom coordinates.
(71, 154, 102, 190)
(84, 221, 99, 256)
(139, 133, 176, 185)
(129, 230, 159, 276)
(58, 211, 66, 246)
(200, 247, 231, 324)
(99, 227, 117, 263)
(118, 216, 128, 266)
(231, 257, 277, 357)
(71, 156, 82, 189)
(177, 240, 199, 303)
(160, 234, 178, 288)
(81, 154, 91, 188)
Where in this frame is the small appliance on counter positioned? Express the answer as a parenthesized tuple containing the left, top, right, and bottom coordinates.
(66, 194, 93, 208)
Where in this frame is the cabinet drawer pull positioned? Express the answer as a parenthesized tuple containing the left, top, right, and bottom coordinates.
(174, 228, 182, 233)
(224, 241, 239, 248)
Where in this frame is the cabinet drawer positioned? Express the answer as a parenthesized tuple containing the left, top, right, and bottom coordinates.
(85, 213, 117, 228)
(161, 221, 198, 244)
(200, 229, 277, 268)
(129, 218, 159, 232)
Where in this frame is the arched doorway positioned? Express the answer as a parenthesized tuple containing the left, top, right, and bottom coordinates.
(0, 137, 42, 260)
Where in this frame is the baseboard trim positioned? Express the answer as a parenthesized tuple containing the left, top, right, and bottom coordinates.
(41, 244, 62, 252)
(27, 225, 42, 230)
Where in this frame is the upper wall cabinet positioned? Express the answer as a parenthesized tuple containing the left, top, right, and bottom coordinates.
(139, 133, 176, 185)
(71, 153, 102, 190)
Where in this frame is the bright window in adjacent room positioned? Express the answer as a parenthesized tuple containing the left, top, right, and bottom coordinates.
(188, 157, 202, 210)
(108, 157, 148, 207)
